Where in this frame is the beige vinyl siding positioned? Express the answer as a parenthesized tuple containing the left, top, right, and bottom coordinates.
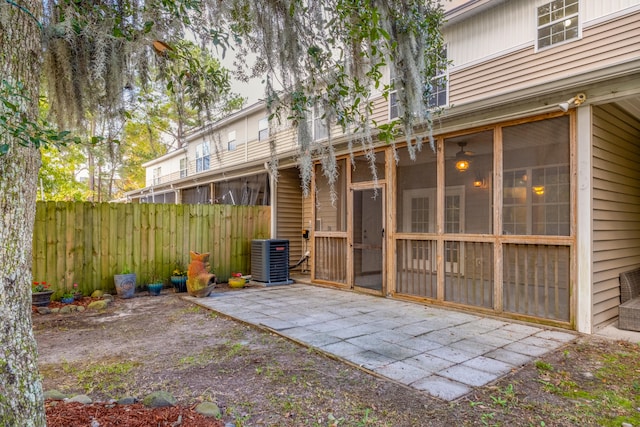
(592, 103, 640, 329)
(445, 0, 640, 69)
(247, 136, 273, 160)
(303, 192, 313, 272)
(450, 10, 640, 106)
(370, 95, 390, 125)
(276, 167, 304, 270)
(584, 0, 640, 21)
(445, 0, 533, 67)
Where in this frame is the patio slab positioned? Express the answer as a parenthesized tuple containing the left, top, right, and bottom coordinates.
(187, 283, 577, 401)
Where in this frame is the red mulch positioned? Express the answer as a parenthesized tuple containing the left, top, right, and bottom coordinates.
(45, 401, 224, 427)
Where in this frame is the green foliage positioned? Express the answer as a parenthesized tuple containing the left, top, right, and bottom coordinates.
(0, 80, 79, 155)
(62, 360, 139, 395)
(534, 342, 640, 426)
(534, 360, 554, 372)
(159, 40, 239, 119)
(236, 0, 446, 195)
(38, 143, 91, 201)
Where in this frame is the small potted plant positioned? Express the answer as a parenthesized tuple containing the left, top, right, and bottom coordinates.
(147, 274, 163, 296)
(60, 289, 75, 304)
(72, 283, 83, 300)
(32, 281, 54, 307)
(114, 266, 136, 299)
(228, 272, 246, 288)
(170, 263, 188, 293)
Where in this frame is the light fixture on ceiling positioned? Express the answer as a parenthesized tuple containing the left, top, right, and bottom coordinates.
(558, 93, 586, 112)
(455, 142, 471, 172)
(473, 175, 486, 188)
(532, 185, 545, 196)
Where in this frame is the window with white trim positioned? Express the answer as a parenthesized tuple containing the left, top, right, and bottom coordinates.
(389, 46, 448, 118)
(427, 47, 448, 109)
(180, 158, 188, 178)
(389, 67, 399, 120)
(258, 117, 269, 141)
(227, 130, 237, 151)
(537, 0, 579, 50)
(306, 102, 328, 141)
(195, 142, 210, 172)
(152, 167, 161, 185)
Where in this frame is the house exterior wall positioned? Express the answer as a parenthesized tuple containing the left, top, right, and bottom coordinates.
(592, 103, 640, 329)
(446, 0, 640, 71)
(275, 167, 305, 270)
(138, 1, 640, 193)
(143, 151, 187, 187)
(128, 0, 640, 333)
(448, 6, 640, 107)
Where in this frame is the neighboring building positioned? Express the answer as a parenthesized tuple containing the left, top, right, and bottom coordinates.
(126, 0, 640, 334)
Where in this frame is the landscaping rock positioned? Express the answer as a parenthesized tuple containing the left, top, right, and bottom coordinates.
(195, 401, 221, 418)
(60, 306, 73, 314)
(68, 394, 92, 404)
(87, 300, 109, 311)
(102, 294, 115, 302)
(117, 396, 137, 405)
(91, 290, 104, 298)
(51, 308, 60, 314)
(77, 306, 86, 312)
(43, 390, 67, 400)
(142, 391, 176, 408)
(37, 307, 52, 315)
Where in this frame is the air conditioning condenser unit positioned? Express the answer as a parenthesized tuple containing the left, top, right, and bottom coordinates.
(251, 239, 294, 286)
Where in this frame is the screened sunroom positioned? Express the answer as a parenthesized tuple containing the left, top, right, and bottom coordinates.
(311, 112, 574, 328)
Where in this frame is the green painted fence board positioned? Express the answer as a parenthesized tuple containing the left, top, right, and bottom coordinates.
(32, 201, 270, 296)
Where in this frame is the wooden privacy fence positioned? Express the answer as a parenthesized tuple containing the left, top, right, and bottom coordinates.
(32, 201, 271, 296)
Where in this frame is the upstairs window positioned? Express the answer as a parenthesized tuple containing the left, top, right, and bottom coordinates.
(152, 167, 161, 185)
(389, 67, 399, 120)
(389, 46, 447, 119)
(306, 101, 328, 141)
(180, 158, 188, 178)
(537, 0, 579, 50)
(227, 130, 237, 151)
(195, 142, 210, 172)
(427, 47, 448, 109)
(258, 117, 269, 141)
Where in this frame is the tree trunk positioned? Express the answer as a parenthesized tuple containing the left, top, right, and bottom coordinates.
(0, 0, 46, 425)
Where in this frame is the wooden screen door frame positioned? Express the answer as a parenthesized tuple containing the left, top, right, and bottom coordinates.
(349, 183, 385, 295)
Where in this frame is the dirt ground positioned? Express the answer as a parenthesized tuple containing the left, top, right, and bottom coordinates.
(33, 289, 640, 427)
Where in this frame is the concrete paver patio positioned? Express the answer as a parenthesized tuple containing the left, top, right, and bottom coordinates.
(187, 283, 577, 401)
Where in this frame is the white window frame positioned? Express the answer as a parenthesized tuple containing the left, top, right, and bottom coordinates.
(227, 130, 237, 151)
(389, 46, 448, 119)
(502, 164, 570, 236)
(179, 158, 188, 178)
(389, 67, 399, 120)
(195, 142, 210, 173)
(536, 0, 580, 51)
(152, 167, 161, 185)
(258, 117, 269, 141)
(401, 186, 464, 273)
(427, 46, 448, 109)
(306, 101, 328, 142)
